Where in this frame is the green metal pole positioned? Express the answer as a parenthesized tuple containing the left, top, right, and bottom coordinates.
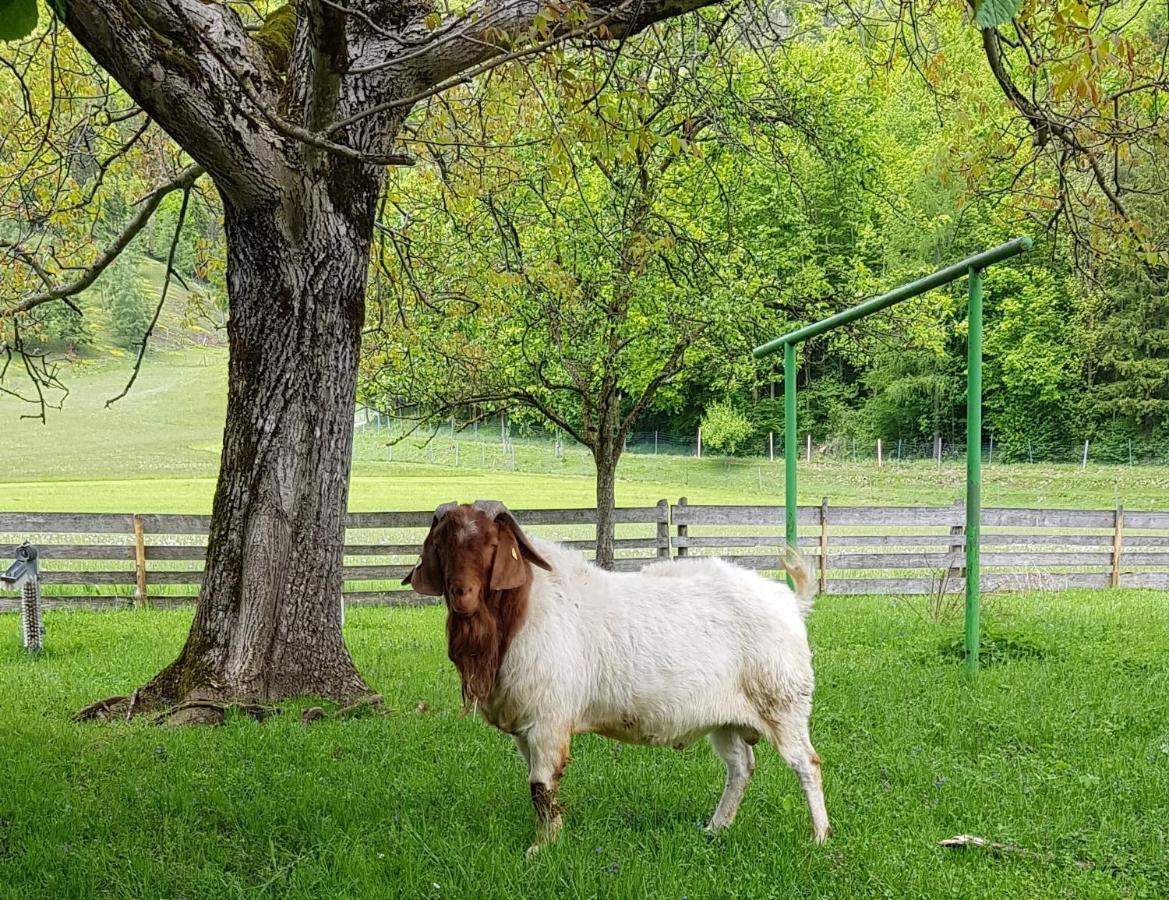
(965, 267, 983, 674)
(784, 341, 797, 588)
(752, 237, 1032, 359)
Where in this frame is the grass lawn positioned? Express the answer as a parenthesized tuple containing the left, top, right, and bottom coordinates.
(2, 591, 1167, 898)
(3, 347, 1169, 513)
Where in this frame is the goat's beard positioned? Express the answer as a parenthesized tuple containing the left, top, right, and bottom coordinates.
(444, 584, 529, 714)
(447, 606, 501, 712)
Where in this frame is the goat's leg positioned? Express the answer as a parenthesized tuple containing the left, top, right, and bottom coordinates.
(706, 727, 755, 832)
(523, 724, 571, 856)
(763, 709, 831, 843)
(514, 732, 531, 769)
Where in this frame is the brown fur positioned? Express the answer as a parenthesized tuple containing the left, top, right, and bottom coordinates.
(404, 503, 550, 707)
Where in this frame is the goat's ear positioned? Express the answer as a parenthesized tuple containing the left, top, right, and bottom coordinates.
(403, 553, 443, 596)
(490, 515, 550, 590)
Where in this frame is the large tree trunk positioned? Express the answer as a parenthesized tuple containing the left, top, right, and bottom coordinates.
(80, 184, 379, 722)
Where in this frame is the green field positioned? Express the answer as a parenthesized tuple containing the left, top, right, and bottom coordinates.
(2, 592, 1166, 897)
(3, 348, 1168, 514)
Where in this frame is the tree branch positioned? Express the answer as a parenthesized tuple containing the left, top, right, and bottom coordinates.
(62, 0, 282, 201)
(2, 165, 203, 318)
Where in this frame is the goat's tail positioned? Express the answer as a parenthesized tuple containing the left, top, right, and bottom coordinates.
(781, 544, 816, 619)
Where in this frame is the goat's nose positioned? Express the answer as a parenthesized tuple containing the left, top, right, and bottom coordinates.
(451, 583, 470, 598)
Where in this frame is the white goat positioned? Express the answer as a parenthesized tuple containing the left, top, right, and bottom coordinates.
(404, 500, 829, 854)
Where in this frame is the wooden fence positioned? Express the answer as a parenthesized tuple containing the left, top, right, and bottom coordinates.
(2, 500, 1166, 611)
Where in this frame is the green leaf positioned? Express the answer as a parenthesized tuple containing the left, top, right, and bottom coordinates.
(974, 0, 1024, 28)
(47, 0, 66, 19)
(0, 0, 38, 41)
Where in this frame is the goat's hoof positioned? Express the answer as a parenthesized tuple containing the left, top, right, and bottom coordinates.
(813, 826, 832, 844)
(525, 842, 547, 860)
(703, 821, 729, 835)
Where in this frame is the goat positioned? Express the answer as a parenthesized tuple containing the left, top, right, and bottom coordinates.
(404, 500, 830, 854)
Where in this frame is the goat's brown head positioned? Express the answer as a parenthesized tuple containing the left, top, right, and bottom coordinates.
(404, 500, 551, 707)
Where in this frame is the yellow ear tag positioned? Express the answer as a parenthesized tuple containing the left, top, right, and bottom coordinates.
(511, 547, 519, 560)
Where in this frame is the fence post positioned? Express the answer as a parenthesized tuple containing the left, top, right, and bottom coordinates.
(769, 431, 774, 463)
(1110, 504, 1125, 588)
(697, 428, 702, 458)
(819, 497, 829, 594)
(454, 441, 459, 467)
(805, 432, 811, 463)
(1082, 440, 1090, 469)
(656, 500, 671, 559)
(132, 513, 149, 608)
(654, 430, 658, 456)
(988, 434, 994, 465)
(877, 438, 883, 468)
(676, 497, 688, 557)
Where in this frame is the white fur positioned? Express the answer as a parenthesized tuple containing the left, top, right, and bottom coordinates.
(480, 540, 830, 850)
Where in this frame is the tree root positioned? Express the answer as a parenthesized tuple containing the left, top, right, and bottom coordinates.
(155, 700, 278, 727)
(74, 693, 278, 726)
(73, 695, 132, 722)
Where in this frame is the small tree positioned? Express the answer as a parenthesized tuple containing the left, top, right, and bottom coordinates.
(701, 402, 754, 455)
(103, 257, 150, 349)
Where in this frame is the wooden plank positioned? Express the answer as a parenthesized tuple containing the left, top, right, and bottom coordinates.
(822, 533, 1113, 548)
(1123, 511, 1169, 530)
(612, 557, 659, 572)
(1119, 572, 1169, 588)
(342, 564, 413, 580)
(560, 538, 663, 551)
(343, 543, 419, 556)
(132, 571, 202, 586)
(342, 590, 438, 606)
(825, 577, 938, 595)
(979, 533, 1111, 548)
(981, 551, 1114, 567)
(826, 506, 965, 526)
(825, 572, 1111, 595)
(676, 497, 688, 558)
(670, 504, 820, 526)
(1118, 552, 1169, 566)
(823, 534, 964, 548)
(2, 543, 136, 560)
(667, 554, 783, 570)
(826, 551, 1114, 570)
(137, 514, 212, 534)
(0, 595, 131, 612)
(0, 512, 133, 533)
(981, 507, 1115, 528)
(1123, 536, 1169, 548)
(144, 545, 207, 560)
(38, 571, 139, 585)
(673, 535, 818, 549)
(344, 511, 435, 529)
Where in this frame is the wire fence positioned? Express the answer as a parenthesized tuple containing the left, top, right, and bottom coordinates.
(353, 408, 1169, 475)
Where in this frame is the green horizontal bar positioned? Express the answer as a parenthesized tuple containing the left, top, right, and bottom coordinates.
(752, 236, 1032, 359)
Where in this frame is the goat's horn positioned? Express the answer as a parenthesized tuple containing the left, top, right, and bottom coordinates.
(471, 499, 509, 519)
(432, 501, 459, 523)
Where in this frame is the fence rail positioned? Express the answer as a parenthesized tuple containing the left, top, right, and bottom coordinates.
(2, 500, 1167, 610)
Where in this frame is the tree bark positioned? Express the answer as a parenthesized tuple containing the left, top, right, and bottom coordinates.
(593, 427, 622, 571)
(82, 183, 381, 718)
